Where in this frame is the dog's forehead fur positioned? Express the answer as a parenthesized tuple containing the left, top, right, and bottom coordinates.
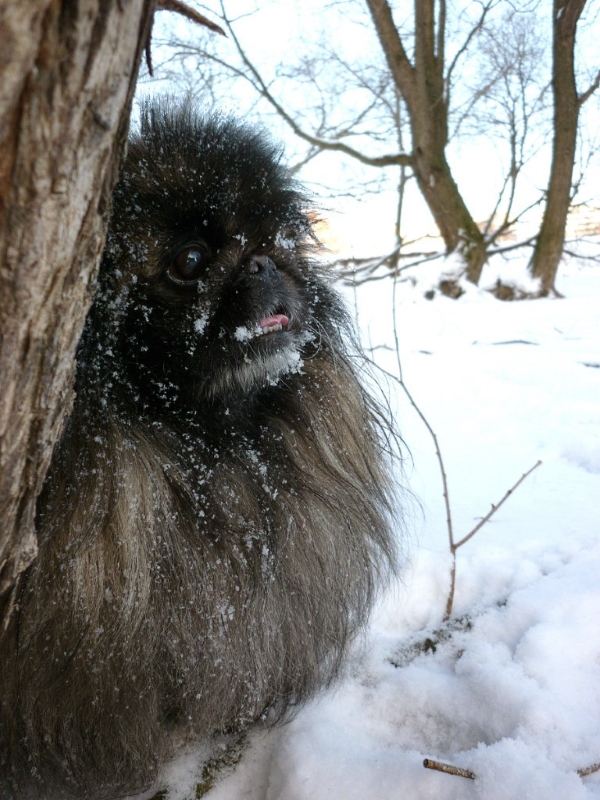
(115, 107, 308, 246)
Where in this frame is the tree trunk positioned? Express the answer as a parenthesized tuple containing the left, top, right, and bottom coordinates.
(529, 0, 587, 295)
(0, 0, 153, 624)
(365, 0, 488, 284)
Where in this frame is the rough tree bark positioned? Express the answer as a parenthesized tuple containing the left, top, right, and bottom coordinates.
(529, 0, 593, 295)
(0, 0, 154, 625)
(365, 0, 488, 285)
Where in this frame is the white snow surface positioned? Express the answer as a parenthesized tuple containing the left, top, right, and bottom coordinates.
(147, 256, 600, 799)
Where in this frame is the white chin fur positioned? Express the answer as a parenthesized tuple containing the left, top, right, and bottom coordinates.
(210, 344, 303, 397)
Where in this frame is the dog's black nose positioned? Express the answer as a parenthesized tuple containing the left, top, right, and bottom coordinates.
(246, 254, 277, 275)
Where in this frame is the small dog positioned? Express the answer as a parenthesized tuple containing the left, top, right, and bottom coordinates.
(0, 100, 398, 799)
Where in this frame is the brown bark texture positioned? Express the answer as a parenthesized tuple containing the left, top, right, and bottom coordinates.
(530, 0, 587, 295)
(365, 0, 488, 284)
(0, 0, 153, 621)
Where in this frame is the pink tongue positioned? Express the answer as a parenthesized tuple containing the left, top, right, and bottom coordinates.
(259, 313, 289, 328)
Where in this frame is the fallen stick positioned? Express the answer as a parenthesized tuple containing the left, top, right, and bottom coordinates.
(578, 761, 600, 778)
(423, 758, 475, 780)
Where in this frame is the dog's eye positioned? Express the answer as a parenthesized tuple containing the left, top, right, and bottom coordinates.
(168, 244, 210, 284)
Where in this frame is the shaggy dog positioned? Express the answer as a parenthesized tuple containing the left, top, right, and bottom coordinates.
(0, 100, 398, 799)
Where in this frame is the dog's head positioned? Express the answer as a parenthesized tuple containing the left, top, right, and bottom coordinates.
(88, 101, 337, 417)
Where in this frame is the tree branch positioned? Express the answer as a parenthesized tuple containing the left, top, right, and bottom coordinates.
(578, 67, 600, 106)
(453, 460, 542, 550)
(365, 0, 417, 109)
(219, 2, 412, 168)
(446, 1, 495, 87)
(156, 0, 225, 36)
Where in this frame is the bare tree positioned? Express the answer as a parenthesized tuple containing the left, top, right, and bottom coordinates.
(365, 0, 492, 284)
(529, 0, 600, 295)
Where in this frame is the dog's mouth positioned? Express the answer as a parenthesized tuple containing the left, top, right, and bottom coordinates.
(204, 301, 307, 397)
(257, 312, 289, 335)
(233, 309, 291, 342)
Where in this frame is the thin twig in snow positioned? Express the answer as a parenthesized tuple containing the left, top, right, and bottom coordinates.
(422, 756, 600, 782)
(577, 761, 600, 778)
(368, 273, 543, 620)
(444, 458, 542, 619)
(423, 758, 475, 780)
(390, 272, 455, 554)
(454, 460, 542, 550)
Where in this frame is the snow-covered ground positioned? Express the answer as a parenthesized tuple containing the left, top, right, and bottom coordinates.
(150, 254, 600, 799)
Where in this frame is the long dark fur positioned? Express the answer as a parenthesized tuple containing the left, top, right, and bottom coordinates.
(0, 100, 398, 799)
